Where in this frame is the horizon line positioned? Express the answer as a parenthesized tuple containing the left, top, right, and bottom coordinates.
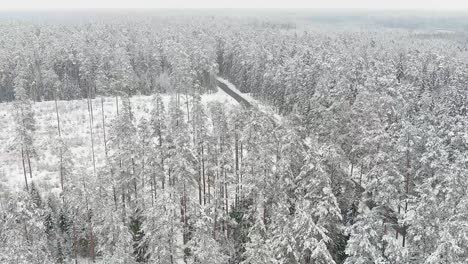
(1, 7, 468, 12)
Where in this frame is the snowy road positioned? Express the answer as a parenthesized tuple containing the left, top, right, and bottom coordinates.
(217, 77, 285, 125)
(216, 78, 253, 108)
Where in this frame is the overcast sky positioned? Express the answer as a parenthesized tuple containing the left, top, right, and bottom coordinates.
(1, 0, 468, 10)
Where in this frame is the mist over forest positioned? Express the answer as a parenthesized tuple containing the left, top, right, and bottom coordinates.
(0, 8, 467, 264)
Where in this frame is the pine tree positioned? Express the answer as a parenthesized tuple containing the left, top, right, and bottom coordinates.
(13, 56, 36, 191)
(129, 208, 149, 262)
(191, 93, 209, 205)
(241, 207, 277, 264)
(345, 203, 387, 264)
(189, 209, 229, 264)
(166, 95, 197, 261)
(141, 190, 181, 264)
(273, 144, 343, 264)
(108, 96, 138, 221)
(148, 93, 167, 196)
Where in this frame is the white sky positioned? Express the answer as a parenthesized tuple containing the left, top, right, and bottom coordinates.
(0, 0, 468, 10)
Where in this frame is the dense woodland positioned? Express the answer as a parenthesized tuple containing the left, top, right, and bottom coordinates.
(0, 14, 467, 264)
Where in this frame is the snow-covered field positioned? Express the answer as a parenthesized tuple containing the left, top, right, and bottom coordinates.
(0, 88, 238, 192)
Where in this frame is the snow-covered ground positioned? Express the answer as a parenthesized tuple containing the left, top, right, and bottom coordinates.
(0, 88, 237, 191)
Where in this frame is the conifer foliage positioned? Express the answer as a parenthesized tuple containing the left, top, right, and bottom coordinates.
(1, 13, 467, 264)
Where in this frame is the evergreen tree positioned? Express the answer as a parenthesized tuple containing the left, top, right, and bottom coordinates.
(13, 56, 36, 190)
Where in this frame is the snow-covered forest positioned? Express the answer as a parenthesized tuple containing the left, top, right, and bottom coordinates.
(0, 11, 467, 264)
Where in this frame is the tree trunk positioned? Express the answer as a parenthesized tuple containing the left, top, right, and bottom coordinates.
(383, 220, 387, 255)
(151, 168, 157, 204)
(197, 140, 202, 205)
(240, 142, 243, 200)
(213, 170, 218, 239)
(235, 129, 239, 208)
(23, 220, 30, 243)
(26, 149, 33, 179)
(55, 95, 62, 137)
(73, 222, 78, 264)
(224, 169, 228, 216)
(198, 166, 202, 205)
(403, 137, 411, 247)
(359, 162, 363, 186)
(132, 158, 138, 200)
(396, 205, 401, 239)
(182, 182, 188, 246)
(113, 183, 118, 211)
(102, 96, 117, 209)
(87, 96, 97, 178)
(122, 188, 127, 224)
(202, 144, 206, 205)
(115, 96, 119, 116)
(82, 175, 94, 262)
(150, 169, 155, 207)
(21, 148, 29, 191)
(185, 92, 190, 124)
(101, 97, 107, 156)
(59, 150, 63, 191)
(89, 89, 94, 124)
(224, 169, 229, 239)
(207, 170, 210, 204)
(89, 223, 95, 263)
(55, 94, 64, 191)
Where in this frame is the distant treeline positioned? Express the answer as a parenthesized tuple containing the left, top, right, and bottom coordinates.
(0, 18, 221, 102)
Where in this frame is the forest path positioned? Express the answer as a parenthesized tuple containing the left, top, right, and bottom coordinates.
(217, 77, 284, 125)
(216, 77, 254, 109)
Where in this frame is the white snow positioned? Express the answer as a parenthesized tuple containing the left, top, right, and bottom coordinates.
(0, 89, 238, 192)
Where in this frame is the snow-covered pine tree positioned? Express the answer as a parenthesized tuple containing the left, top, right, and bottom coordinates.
(280, 145, 342, 264)
(191, 93, 209, 205)
(166, 94, 197, 260)
(12, 56, 37, 191)
(108, 96, 138, 222)
(189, 208, 229, 264)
